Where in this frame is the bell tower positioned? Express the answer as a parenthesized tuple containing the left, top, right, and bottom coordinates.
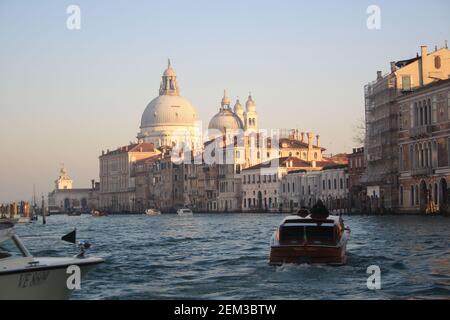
(244, 93, 258, 134)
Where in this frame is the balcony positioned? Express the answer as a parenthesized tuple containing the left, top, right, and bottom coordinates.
(409, 125, 432, 139)
(411, 167, 433, 177)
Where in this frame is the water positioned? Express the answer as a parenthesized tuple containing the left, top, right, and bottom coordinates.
(14, 214, 450, 299)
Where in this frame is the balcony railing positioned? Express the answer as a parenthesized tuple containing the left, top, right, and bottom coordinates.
(409, 125, 432, 139)
(411, 167, 433, 176)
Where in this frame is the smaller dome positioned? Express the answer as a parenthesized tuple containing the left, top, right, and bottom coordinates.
(234, 98, 243, 114)
(208, 108, 244, 135)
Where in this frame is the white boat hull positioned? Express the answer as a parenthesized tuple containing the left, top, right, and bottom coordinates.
(0, 258, 103, 300)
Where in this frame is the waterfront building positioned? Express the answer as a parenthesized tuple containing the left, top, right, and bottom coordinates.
(99, 142, 160, 212)
(348, 147, 366, 213)
(241, 157, 323, 212)
(47, 166, 94, 213)
(362, 44, 450, 212)
(280, 170, 322, 212)
(147, 148, 185, 212)
(319, 165, 350, 214)
(131, 155, 161, 213)
(276, 130, 324, 162)
(397, 78, 450, 213)
(137, 60, 202, 150)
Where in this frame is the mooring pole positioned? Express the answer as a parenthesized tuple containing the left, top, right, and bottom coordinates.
(41, 195, 46, 225)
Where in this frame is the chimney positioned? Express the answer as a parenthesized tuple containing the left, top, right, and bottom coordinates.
(390, 61, 396, 73)
(420, 45, 428, 57)
(91, 179, 95, 189)
(316, 134, 320, 147)
(377, 71, 382, 79)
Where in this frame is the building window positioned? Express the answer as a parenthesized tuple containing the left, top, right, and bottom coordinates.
(434, 56, 441, 69)
(402, 75, 411, 91)
(334, 179, 337, 190)
(340, 178, 343, 189)
(322, 180, 326, 190)
(410, 186, 414, 206)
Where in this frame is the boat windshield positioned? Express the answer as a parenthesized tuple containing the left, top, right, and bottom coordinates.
(0, 237, 26, 259)
(305, 226, 335, 244)
(279, 225, 336, 245)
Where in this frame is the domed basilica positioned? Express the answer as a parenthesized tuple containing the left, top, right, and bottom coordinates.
(138, 61, 258, 149)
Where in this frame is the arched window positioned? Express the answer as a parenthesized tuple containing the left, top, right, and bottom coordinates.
(435, 56, 441, 69)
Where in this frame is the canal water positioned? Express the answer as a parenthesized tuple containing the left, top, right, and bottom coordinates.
(15, 214, 450, 299)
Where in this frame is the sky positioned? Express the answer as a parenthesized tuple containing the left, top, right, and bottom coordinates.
(0, 0, 449, 202)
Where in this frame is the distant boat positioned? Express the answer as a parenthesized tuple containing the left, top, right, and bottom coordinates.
(177, 208, 193, 216)
(269, 207, 350, 266)
(17, 216, 31, 224)
(67, 211, 81, 216)
(145, 208, 161, 216)
(91, 210, 108, 217)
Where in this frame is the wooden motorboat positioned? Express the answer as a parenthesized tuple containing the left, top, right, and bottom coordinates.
(269, 208, 350, 266)
(145, 208, 161, 216)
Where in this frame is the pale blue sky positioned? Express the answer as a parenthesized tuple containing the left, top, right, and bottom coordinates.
(0, 0, 449, 201)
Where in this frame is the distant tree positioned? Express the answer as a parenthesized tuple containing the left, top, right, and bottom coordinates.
(353, 118, 366, 146)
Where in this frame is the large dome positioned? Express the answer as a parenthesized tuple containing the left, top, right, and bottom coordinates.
(141, 95, 197, 128)
(208, 108, 244, 134)
(137, 61, 202, 149)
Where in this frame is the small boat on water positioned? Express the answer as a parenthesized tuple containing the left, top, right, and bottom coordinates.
(269, 202, 350, 266)
(145, 208, 161, 216)
(91, 210, 108, 217)
(0, 219, 103, 299)
(177, 208, 193, 216)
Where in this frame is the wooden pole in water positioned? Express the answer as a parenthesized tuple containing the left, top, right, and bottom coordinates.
(41, 195, 46, 225)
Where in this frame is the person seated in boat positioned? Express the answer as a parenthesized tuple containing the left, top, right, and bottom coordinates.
(297, 207, 311, 217)
(310, 200, 330, 218)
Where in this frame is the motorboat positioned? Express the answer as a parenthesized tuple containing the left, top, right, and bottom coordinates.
(269, 206, 350, 266)
(0, 219, 104, 299)
(145, 208, 161, 216)
(17, 216, 31, 224)
(91, 210, 108, 217)
(177, 208, 193, 216)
